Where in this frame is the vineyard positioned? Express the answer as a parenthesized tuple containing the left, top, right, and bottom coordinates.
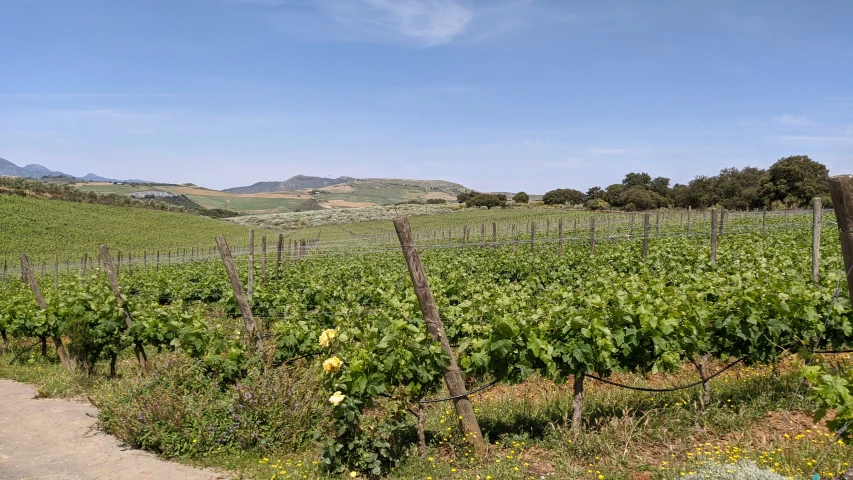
(1, 201, 853, 479)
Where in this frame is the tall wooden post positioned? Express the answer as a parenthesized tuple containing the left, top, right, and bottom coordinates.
(558, 217, 564, 255)
(511, 224, 517, 253)
(261, 235, 267, 283)
(19, 254, 73, 370)
(276, 234, 284, 281)
(393, 217, 485, 454)
(762, 206, 767, 237)
(492, 222, 497, 250)
(642, 213, 650, 259)
(589, 217, 596, 255)
(216, 235, 263, 349)
(655, 210, 660, 237)
(98, 246, 149, 374)
(829, 175, 853, 306)
(687, 206, 692, 235)
(813, 197, 822, 283)
(710, 209, 718, 265)
(530, 222, 536, 253)
(248, 230, 255, 301)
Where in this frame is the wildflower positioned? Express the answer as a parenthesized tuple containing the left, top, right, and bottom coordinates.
(319, 329, 337, 347)
(329, 391, 346, 406)
(323, 356, 343, 373)
(349, 471, 357, 478)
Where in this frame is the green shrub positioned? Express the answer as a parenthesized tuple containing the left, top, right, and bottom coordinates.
(426, 198, 447, 204)
(512, 192, 529, 203)
(97, 353, 328, 457)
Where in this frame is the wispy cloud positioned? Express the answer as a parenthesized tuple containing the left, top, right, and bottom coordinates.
(773, 114, 810, 126)
(260, 0, 531, 47)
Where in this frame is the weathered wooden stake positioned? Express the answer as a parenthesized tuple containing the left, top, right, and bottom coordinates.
(276, 234, 284, 281)
(829, 175, 853, 305)
(642, 213, 650, 259)
(511, 224, 517, 253)
(558, 218, 564, 255)
(492, 222, 497, 250)
(813, 197, 822, 283)
(530, 222, 536, 253)
(687, 206, 692, 234)
(261, 235, 267, 283)
(99, 245, 149, 375)
(590, 217, 596, 255)
(248, 230, 255, 301)
(216, 235, 263, 349)
(710, 208, 718, 265)
(19, 254, 73, 370)
(393, 217, 486, 454)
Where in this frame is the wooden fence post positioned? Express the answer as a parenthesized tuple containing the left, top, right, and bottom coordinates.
(762, 206, 767, 237)
(492, 222, 497, 251)
(710, 208, 718, 265)
(393, 217, 486, 454)
(19, 254, 73, 370)
(687, 206, 692, 235)
(813, 197, 822, 283)
(530, 222, 536, 253)
(829, 176, 853, 305)
(216, 235, 263, 349)
(261, 235, 267, 283)
(558, 217, 564, 255)
(98, 246, 149, 375)
(655, 210, 660, 237)
(590, 217, 596, 255)
(276, 234, 284, 281)
(512, 224, 517, 253)
(642, 213, 650, 259)
(248, 230, 254, 301)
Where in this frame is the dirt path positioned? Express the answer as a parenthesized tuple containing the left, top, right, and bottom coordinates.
(0, 379, 229, 480)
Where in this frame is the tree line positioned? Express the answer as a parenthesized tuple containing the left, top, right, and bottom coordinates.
(466, 155, 832, 211)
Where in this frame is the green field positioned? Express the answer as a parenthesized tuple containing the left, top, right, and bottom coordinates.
(0, 195, 277, 268)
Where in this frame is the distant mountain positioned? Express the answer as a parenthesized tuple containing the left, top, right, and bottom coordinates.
(79, 173, 152, 183)
(223, 175, 358, 194)
(0, 158, 75, 179)
(0, 158, 151, 183)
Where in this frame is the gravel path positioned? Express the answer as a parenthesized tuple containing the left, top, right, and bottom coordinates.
(0, 379, 229, 480)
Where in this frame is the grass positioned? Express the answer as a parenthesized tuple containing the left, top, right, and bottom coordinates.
(1, 340, 850, 480)
(0, 194, 278, 266)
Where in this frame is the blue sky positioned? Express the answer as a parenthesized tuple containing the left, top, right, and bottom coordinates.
(1, 0, 851, 192)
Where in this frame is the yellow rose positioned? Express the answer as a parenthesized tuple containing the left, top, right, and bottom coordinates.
(318, 328, 336, 347)
(323, 356, 343, 374)
(329, 391, 346, 406)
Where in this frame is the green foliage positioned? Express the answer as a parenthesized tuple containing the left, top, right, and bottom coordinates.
(767, 155, 830, 207)
(97, 354, 327, 457)
(0, 176, 189, 213)
(512, 191, 529, 203)
(542, 188, 584, 206)
(0, 194, 268, 264)
(465, 193, 505, 209)
(426, 198, 447, 204)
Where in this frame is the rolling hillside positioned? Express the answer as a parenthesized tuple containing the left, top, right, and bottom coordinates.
(222, 175, 356, 194)
(0, 194, 275, 265)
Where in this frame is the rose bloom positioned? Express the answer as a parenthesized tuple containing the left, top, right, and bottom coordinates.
(318, 328, 337, 347)
(329, 391, 346, 406)
(323, 356, 343, 373)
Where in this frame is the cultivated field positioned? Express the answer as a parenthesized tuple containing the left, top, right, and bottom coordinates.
(1, 203, 851, 479)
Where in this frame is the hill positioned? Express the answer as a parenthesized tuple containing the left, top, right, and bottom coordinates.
(0, 158, 151, 183)
(223, 175, 357, 194)
(0, 194, 273, 265)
